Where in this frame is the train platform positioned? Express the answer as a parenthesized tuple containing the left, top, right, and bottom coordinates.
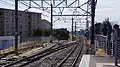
(79, 55, 120, 67)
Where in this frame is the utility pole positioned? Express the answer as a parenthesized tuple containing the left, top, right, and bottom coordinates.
(91, 0, 95, 54)
(75, 22, 77, 36)
(50, 4, 53, 43)
(72, 18, 74, 41)
(15, 0, 18, 55)
(86, 2, 89, 40)
(86, 18, 89, 39)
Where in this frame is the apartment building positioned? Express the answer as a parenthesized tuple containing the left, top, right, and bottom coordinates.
(39, 19, 51, 29)
(0, 8, 50, 37)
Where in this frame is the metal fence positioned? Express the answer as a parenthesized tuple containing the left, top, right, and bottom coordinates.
(94, 34, 107, 53)
(0, 36, 50, 54)
(0, 36, 20, 54)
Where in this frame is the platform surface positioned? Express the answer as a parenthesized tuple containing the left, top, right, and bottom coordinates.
(79, 55, 120, 67)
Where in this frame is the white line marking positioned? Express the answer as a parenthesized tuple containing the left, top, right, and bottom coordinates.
(96, 63, 120, 67)
(79, 55, 91, 67)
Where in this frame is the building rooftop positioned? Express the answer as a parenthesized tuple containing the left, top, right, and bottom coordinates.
(0, 8, 42, 15)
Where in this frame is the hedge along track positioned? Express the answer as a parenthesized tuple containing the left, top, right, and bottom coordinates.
(57, 42, 83, 67)
(4, 41, 77, 67)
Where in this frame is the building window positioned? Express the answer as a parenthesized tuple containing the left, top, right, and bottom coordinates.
(12, 24, 15, 28)
(20, 25, 22, 29)
(12, 18, 14, 22)
(6, 13, 8, 16)
(6, 24, 9, 29)
(6, 17, 8, 20)
(19, 31, 22, 35)
(12, 32, 14, 35)
(0, 12, 3, 15)
(0, 20, 2, 23)
(6, 20, 8, 23)
(12, 25, 15, 29)
(0, 27, 2, 30)
(12, 12, 14, 15)
(6, 31, 9, 34)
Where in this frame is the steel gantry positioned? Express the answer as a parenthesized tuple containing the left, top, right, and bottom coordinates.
(14, 0, 97, 54)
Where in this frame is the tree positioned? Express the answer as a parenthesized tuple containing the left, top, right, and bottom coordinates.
(103, 18, 112, 55)
(42, 29, 51, 36)
(102, 20, 112, 37)
(53, 28, 69, 40)
(32, 29, 51, 36)
(32, 28, 70, 40)
(94, 23, 102, 34)
(32, 29, 42, 36)
(102, 21, 108, 36)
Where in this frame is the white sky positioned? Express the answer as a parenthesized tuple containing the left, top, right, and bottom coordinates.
(0, 0, 120, 31)
(95, 0, 120, 22)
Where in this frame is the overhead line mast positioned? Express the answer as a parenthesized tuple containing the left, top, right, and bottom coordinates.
(14, 0, 97, 54)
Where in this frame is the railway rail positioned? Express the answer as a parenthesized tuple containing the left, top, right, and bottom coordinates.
(0, 43, 43, 59)
(3, 41, 76, 67)
(57, 42, 83, 67)
(0, 40, 69, 59)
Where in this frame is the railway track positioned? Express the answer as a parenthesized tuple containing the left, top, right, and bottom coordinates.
(0, 43, 42, 59)
(3, 41, 76, 67)
(57, 42, 83, 67)
(0, 40, 68, 59)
